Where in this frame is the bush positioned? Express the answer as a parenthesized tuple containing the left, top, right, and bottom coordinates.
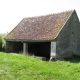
(0, 33, 7, 51)
(0, 37, 2, 51)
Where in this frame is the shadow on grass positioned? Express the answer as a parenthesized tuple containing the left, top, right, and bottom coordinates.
(64, 55, 80, 63)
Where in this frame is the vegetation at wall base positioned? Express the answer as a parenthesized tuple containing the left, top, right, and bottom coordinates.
(0, 52, 80, 80)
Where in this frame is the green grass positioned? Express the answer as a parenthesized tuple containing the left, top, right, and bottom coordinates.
(0, 52, 80, 80)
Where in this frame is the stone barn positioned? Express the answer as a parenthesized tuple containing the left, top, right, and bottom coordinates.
(5, 10, 80, 60)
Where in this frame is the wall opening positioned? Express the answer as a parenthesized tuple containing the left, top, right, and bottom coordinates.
(6, 41, 23, 53)
(72, 32, 74, 34)
(13, 42, 23, 53)
(6, 41, 51, 58)
(28, 42, 51, 58)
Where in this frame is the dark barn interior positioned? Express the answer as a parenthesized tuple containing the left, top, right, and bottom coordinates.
(6, 41, 51, 58)
(28, 42, 51, 58)
(13, 42, 23, 53)
(6, 41, 23, 53)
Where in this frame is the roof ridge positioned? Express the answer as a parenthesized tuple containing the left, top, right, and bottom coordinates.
(24, 10, 74, 19)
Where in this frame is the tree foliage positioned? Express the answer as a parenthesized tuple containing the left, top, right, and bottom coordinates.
(0, 33, 7, 51)
(0, 36, 2, 51)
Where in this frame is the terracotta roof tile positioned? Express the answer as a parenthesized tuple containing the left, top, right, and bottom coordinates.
(5, 10, 73, 41)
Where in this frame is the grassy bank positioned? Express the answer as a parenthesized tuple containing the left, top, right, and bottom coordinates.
(0, 52, 80, 80)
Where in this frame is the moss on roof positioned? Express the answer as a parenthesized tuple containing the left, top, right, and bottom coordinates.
(5, 10, 73, 41)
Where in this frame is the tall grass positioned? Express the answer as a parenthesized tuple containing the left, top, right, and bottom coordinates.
(0, 52, 80, 80)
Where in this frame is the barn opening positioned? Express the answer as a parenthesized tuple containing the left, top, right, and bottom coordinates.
(28, 42, 51, 58)
(12, 42, 23, 53)
(6, 41, 23, 53)
(6, 41, 51, 58)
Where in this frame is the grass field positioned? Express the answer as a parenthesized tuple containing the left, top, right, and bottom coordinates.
(0, 52, 80, 80)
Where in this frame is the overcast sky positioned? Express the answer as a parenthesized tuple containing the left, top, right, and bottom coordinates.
(0, 0, 80, 33)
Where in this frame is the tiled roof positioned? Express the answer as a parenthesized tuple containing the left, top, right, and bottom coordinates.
(5, 10, 73, 41)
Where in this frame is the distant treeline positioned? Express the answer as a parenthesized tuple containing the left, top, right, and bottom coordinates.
(0, 33, 7, 51)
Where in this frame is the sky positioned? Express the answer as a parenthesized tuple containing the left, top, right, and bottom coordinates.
(0, 0, 80, 33)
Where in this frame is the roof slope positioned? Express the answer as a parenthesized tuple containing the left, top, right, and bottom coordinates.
(5, 10, 73, 41)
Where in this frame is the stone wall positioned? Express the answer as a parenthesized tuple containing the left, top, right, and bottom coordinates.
(56, 10, 80, 59)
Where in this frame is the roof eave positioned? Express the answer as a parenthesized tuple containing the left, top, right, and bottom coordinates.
(5, 39, 55, 42)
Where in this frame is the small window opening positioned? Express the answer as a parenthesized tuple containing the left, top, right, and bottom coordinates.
(72, 32, 74, 34)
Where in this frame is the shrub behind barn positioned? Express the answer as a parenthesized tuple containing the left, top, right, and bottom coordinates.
(0, 37, 2, 51)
